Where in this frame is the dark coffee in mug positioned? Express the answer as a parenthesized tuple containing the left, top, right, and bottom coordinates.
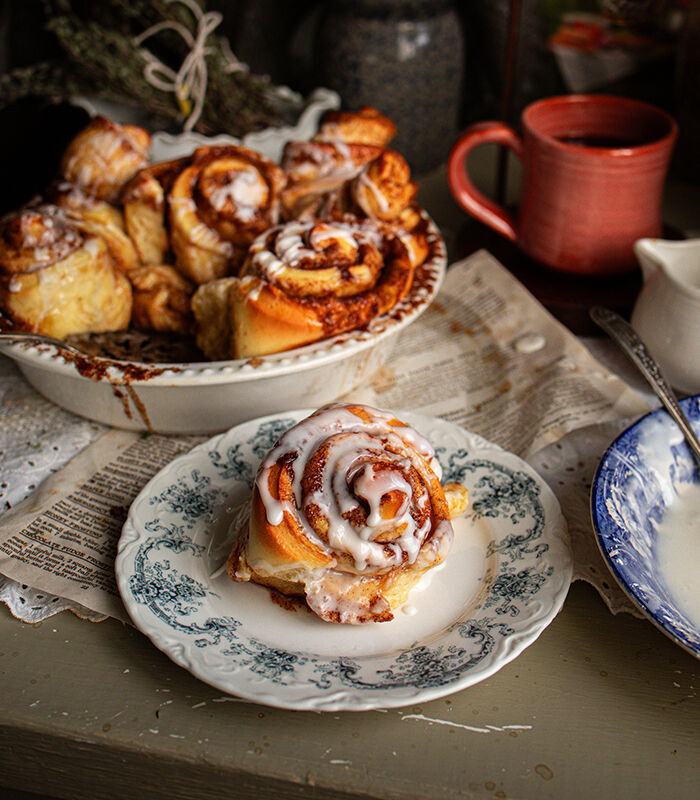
(556, 134, 652, 149)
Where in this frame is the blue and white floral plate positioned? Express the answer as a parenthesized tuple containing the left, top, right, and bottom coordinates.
(116, 411, 572, 711)
(591, 397, 700, 659)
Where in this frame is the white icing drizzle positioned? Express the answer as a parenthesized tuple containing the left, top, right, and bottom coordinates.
(397, 231, 418, 267)
(284, 140, 364, 185)
(82, 237, 102, 257)
(208, 167, 267, 220)
(247, 220, 366, 283)
(334, 139, 352, 162)
(308, 223, 358, 252)
(239, 274, 263, 302)
(169, 197, 233, 255)
(64, 129, 145, 188)
(2, 207, 84, 272)
(255, 404, 442, 572)
(354, 169, 390, 215)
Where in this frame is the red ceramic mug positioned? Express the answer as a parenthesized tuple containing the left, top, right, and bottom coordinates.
(447, 95, 677, 275)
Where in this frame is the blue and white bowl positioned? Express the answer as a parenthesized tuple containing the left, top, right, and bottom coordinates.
(591, 396, 700, 658)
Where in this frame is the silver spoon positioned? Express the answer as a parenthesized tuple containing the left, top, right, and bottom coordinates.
(590, 306, 700, 463)
(0, 330, 86, 357)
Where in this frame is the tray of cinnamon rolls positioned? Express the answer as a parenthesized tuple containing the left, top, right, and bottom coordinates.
(0, 107, 446, 433)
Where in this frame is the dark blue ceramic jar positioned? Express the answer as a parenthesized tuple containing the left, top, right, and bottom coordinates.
(314, 0, 464, 173)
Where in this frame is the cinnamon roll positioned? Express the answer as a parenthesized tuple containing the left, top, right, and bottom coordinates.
(280, 140, 382, 219)
(49, 183, 141, 275)
(323, 151, 429, 269)
(168, 145, 286, 283)
(121, 158, 189, 267)
(228, 403, 469, 624)
(350, 150, 418, 221)
(60, 116, 151, 203)
(314, 106, 397, 147)
(0, 205, 132, 339)
(129, 264, 194, 334)
(191, 218, 415, 359)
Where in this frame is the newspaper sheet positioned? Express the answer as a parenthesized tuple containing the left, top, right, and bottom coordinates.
(0, 251, 649, 621)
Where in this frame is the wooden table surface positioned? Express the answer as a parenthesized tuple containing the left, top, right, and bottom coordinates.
(1, 580, 697, 800)
(2, 155, 699, 800)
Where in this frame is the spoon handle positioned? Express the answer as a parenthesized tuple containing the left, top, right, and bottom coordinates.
(591, 306, 700, 463)
(0, 331, 83, 356)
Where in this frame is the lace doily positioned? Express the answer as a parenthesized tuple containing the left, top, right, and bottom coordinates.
(0, 577, 105, 623)
(0, 356, 107, 622)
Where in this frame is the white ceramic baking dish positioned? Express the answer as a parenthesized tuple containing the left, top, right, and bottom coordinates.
(0, 93, 446, 434)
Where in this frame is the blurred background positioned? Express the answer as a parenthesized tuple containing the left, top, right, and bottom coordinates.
(0, 0, 697, 216)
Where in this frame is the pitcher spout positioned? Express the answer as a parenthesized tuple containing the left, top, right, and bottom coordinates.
(633, 238, 665, 283)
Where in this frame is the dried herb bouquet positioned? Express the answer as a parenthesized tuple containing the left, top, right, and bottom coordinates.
(0, 0, 290, 136)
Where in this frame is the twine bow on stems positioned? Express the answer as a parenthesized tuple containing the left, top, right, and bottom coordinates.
(133, 0, 246, 132)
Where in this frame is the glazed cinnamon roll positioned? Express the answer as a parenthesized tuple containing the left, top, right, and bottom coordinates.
(0, 205, 132, 339)
(314, 106, 397, 147)
(49, 182, 141, 275)
(280, 140, 382, 220)
(228, 403, 469, 624)
(321, 151, 428, 269)
(60, 116, 151, 203)
(350, 150, 418, 221)
(191, 218, 415, 359)
(168, 145, 286, 283)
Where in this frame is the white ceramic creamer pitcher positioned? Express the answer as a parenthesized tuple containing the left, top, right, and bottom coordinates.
(631, 238, 700, 394)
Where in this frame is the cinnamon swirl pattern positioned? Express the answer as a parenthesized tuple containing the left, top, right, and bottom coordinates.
(123, 145, 286, 284)
(325, 151, 429, 269)
(191, 218, 415, 359)
(228, 403, 469, 624)
(0, 106, 440, 356)
(0, 205, 132, 338)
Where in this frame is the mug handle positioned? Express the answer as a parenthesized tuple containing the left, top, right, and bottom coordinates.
(447, 122, 523, 242)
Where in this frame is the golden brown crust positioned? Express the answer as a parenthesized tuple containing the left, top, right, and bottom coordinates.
(0, 206, 132, 338)
(191, 275, 326, 360)
(60, 116, 151, 203)
(48, 183, 141, 275)
(350, 150, 418, 221)
(192, 219, 415, 359)
(314, 106, 397, 147)
(129, 264, 194, 334)
(0, 206, 82, 274)
(123, 147, 289, 284)
(122, 161, 193, 268)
